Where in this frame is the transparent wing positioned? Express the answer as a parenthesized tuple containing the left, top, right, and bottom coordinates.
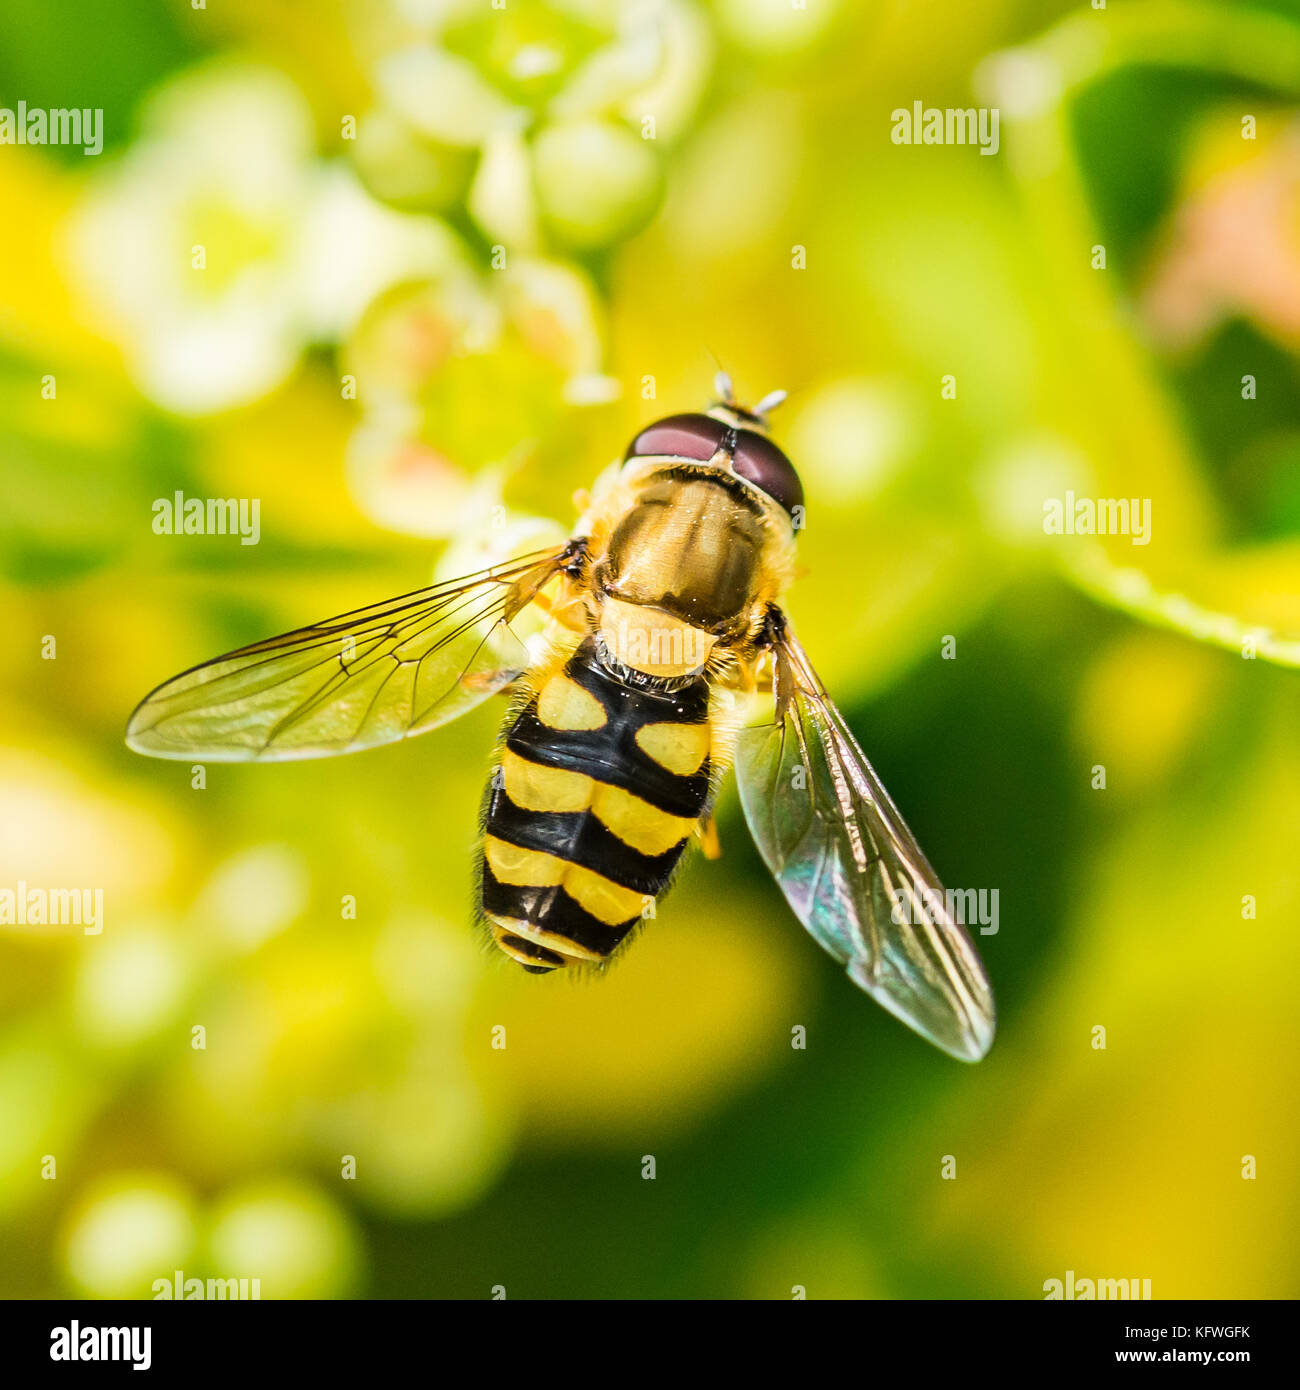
(735, 611, 996, 1061)
(126, 546, 569, 762)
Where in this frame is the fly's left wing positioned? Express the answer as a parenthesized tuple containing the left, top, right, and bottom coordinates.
(126, 545, 569, 762)
(735, 609, 996, 1061)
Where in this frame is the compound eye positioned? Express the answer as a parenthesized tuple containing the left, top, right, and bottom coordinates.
(732, 430, 804, 515)
(624, 413, 727, 462)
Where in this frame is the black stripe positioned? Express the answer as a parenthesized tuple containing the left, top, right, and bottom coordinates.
(506, 706, 708, 817)
(483, 869, 638, 958)
(497, 933, 566, 968)
(507, 652, 711, 818)
(485, 787, 685, 896)
(562, 643, 711, 723)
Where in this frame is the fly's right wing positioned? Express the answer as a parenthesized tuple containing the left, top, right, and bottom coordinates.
(126, 546, 570, 762)
(735, 610, 996, 1062)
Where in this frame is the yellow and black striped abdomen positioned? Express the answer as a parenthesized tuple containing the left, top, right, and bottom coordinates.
(481, 637, 712, 973)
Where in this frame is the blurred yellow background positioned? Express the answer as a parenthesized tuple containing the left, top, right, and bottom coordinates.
(2, 0, 1299, 1299)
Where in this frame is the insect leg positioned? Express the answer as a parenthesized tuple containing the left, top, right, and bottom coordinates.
(696, 814, 723, 860)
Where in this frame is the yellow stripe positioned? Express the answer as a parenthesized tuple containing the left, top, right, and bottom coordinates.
(498, 752, 694, 858)
(488, 914, 601, 964)
(484, 835, 565, 886)
(500, 748, 593, 813)
(563, 863, 646, 926)
(592, 783, 696, 856)
(635, 721, 709, 776)
(486, 836, 644, 928)
(536, 674, 607, 730)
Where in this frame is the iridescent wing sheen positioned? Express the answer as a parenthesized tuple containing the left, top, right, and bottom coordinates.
(735, 611, 996, 1061)
(126, 546, 569, 762)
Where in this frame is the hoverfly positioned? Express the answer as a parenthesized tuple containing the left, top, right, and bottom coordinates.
(127, 376, 995, 1061)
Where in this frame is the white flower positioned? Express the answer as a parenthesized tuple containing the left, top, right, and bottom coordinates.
(64, 60, 461, 415)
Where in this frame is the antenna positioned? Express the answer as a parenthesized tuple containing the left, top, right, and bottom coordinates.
(752, 388, 788, 418)
(713, 369, 735, 403)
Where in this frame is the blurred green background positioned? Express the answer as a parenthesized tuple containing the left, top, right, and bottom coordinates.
(2, 0, 1299, 1300)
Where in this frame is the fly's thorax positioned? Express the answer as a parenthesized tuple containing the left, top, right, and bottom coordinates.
(583, 467, 795, 677)
(597, 474, 766, 630)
